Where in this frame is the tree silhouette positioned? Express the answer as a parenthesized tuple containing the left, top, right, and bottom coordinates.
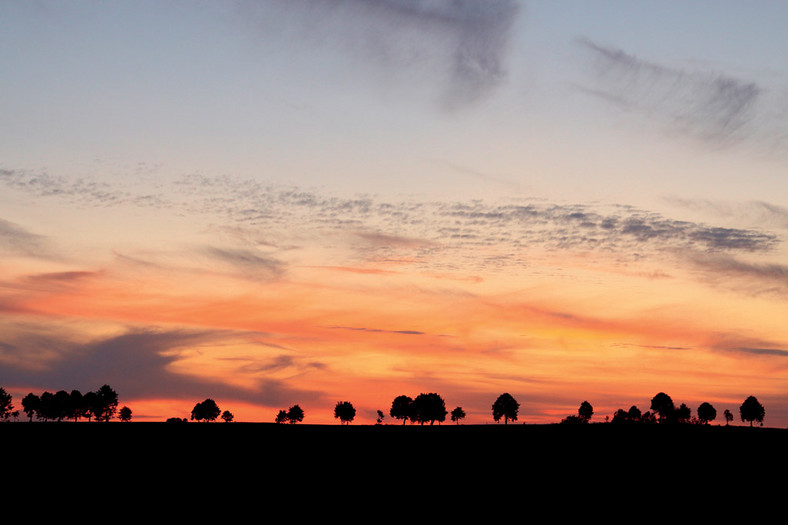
(450, 406, 466, 424)
(697, 402, 717, 425)
(69, 390, 85, 421)
(411, 393, 447, 425)
(53, 390, 70, 421)
(724, 409, 733, 425)
(650, 392, 676, 423)
(578, 401, 594, 422)
(119, 406, 132, 422)
(334, 401, 356, 425)
(221, 410, 234, 423)
(93, 385, 119, 422)
(191, 398, 221, 422)
(38, 391, 55, 421)
(492, 393, 519, 424)
(390, 395, 413, 425)
(286, 404, 304, 424)
(275, 410, 288, 424)
(21, 393, 39, 422)
(376, 410, 385, 425)
(0, 388, 12, 421)
(739, 396, 765, 427)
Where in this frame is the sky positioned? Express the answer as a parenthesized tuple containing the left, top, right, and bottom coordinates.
(2, 0, 788, 425)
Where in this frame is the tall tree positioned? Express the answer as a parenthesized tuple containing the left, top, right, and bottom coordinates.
(21, 393, 39, 422)
(390, 395, 413, 425)
(334, 401, 356, 425)
(723, 409, 733, 425)
(94, 385, 119, 422)
(0, 388, 13, 421)
(739, 396, 765, 427)
(492, 393, 520, 424)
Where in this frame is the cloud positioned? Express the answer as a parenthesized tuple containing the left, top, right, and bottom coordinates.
(202, 247, 287, 281)
(686, 253, 788, 295)
(235, 0, 521, 109)
(663, 197, 788, 229)
(576, 38, 785, 152)
(0, 325, 323, 406)
(0, 217, 57, 260)
(330, 326, 426, 336)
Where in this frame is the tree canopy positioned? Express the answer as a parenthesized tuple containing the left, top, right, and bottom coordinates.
(450, 406, 466, 424)
(191, 398, 221, 422)
(492, 393, 519, 424)
(739, 396, 765, 427)
(390, 395, 413, 425)
(410, 393, 447, 425)
(286, 404, 304, 424)
(697, 402, 717, 424)
(334, 401, 356, 425)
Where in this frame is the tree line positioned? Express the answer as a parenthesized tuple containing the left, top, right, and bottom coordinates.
(0, 386, 769, 427)
(0, 385, 128, 422)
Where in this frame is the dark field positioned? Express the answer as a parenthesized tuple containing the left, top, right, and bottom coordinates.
(5, 421, 784, 513)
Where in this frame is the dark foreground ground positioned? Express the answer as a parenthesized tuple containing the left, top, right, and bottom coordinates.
(5, 422, 785, 513)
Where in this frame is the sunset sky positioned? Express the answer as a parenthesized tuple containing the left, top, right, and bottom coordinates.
(2, 1, 788, 425)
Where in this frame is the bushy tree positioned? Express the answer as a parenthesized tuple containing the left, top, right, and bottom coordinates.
(119, 406, 132, 422)
(411, 393, 447, 425)
(275, 410, 288, 424)
(93, 385, 119, 422)
(221, 410, 234, 423)
(390, 395, 413, 425)
(676, 403, 691, 424)
(334, 401, 356, 425)
(578, 401, 594, 422)
(191, 398, 221, 422)
(492, 393, 519, 424)
(450, 406, 466, 424)
(286, 404, 304, 424)
(650, 392, 676, 423)
(697, 402, 717, 425)
(739, 396, 765, 427)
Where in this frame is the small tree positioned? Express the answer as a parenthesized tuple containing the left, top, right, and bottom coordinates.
(578, 401, 594, 422)
(334, 401, 356, 425)
(221, 410, 234, 423)
(739, 396, 765, 427)
(376, 410, 385, 425)
(697, 402, 717, 425)
(676, 403, 691, 424)
(492, 393, 519, 424)
(286, 404, 304, 424)
(390, 395, 413, 425)
(275, 410, 288, 424)
(724, 409, 733, 425)
(0, 388, 12, 421)
(450, 406, 466, 424)
(119, 406, 132, 422)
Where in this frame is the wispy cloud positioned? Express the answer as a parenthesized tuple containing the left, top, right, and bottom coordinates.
(0, 217, 56, 259)
(235, 0, 521, 109)
(577, 38, 788, 154)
